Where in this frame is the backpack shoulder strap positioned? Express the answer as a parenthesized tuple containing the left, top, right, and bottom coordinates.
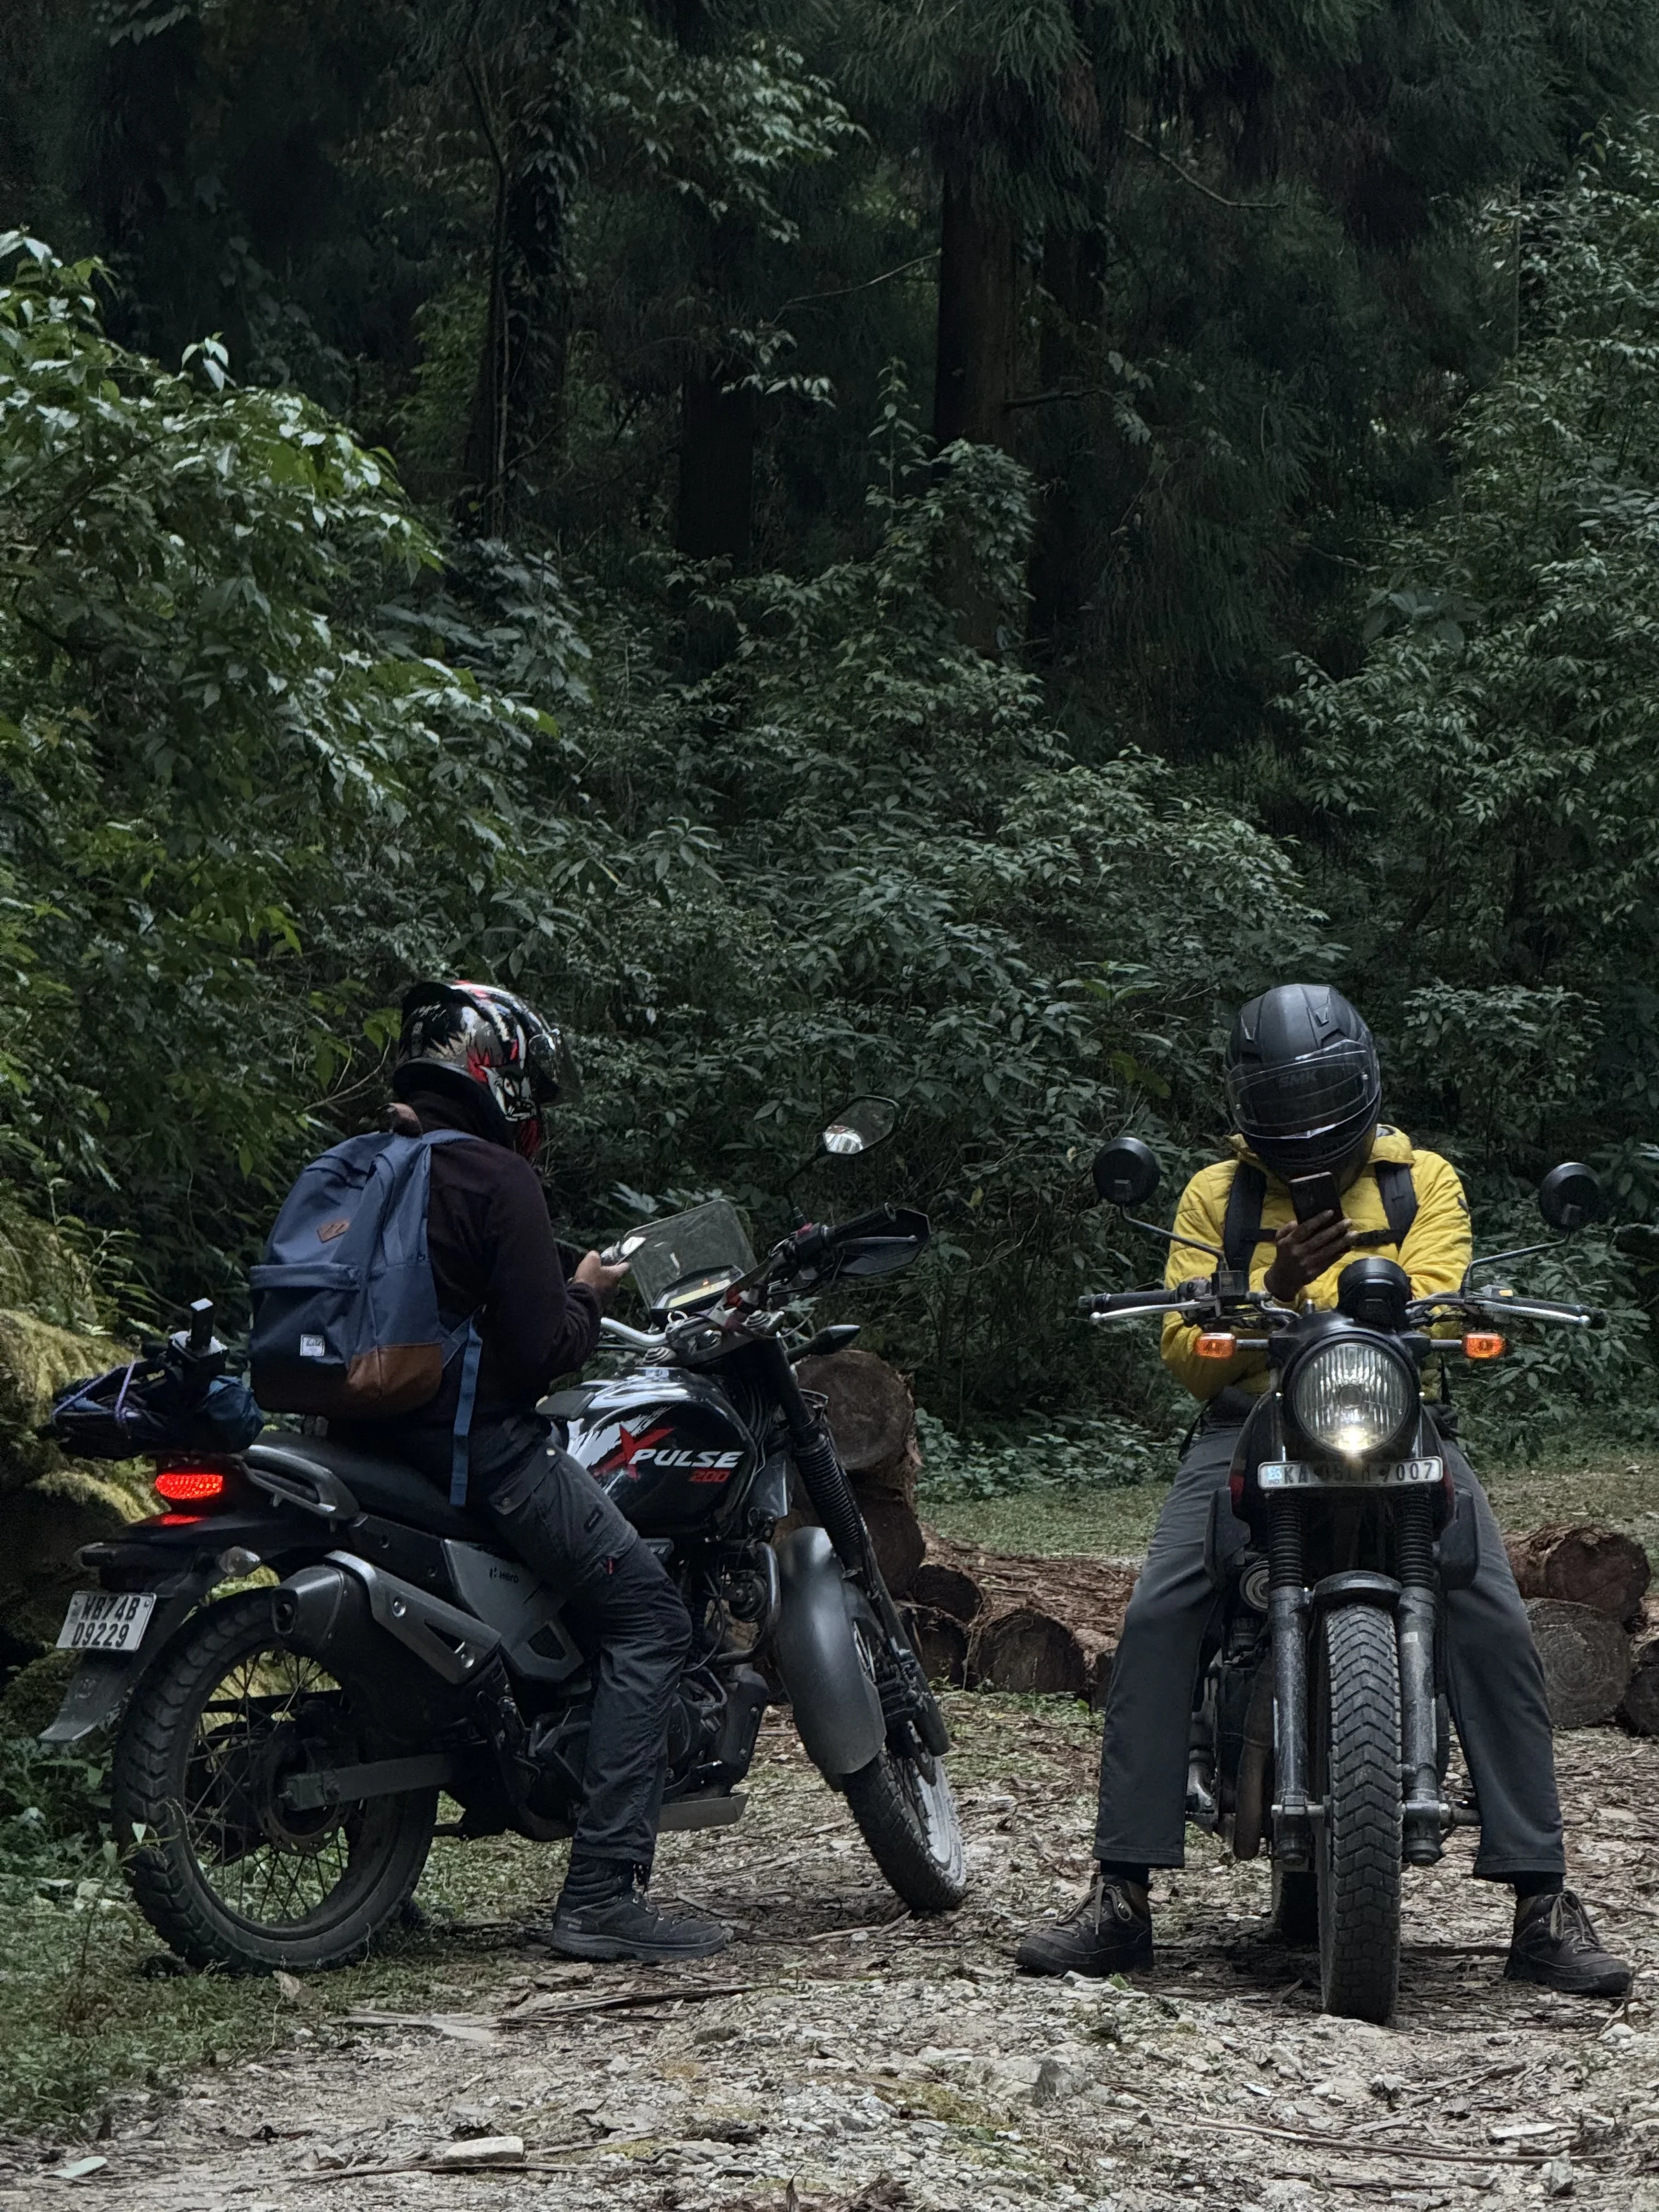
(1373, 1159, 1419, 1248)
(1222, 1163, 1268, 1277)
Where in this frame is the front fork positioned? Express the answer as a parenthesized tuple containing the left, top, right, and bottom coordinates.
(1268, 1489, 1447, 1870)
(760, 1338, 950, 1760)
(1395, 1489, 1447, 1865)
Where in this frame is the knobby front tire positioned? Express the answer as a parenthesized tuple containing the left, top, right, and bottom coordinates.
(844, 1744, 967, 1914)
(1313, 1603, 1402, 2023)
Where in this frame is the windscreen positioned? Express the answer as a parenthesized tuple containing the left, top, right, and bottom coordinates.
(616, 1198, 757, 1314)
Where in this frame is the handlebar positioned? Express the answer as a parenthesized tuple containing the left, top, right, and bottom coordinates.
(1077, 1277, 1606, 1336)
(1077, 1290, 1183, 1317)
(1410, 1290, 1606, 1330)
(601, 1318, 668, 1353)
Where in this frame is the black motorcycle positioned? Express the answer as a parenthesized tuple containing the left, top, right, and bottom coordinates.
(43, 1099, 964, 1972)
(1083, 1135, 1606, 2022)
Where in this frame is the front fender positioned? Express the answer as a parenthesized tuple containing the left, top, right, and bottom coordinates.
(770, 1527, 884, 1782)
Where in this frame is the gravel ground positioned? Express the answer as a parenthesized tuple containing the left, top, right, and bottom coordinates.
(7, 1694, 1659, 2211)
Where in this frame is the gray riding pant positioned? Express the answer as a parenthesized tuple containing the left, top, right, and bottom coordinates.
(1093, 1410, 1564, 1880)
(482, 1442, 692, 1869)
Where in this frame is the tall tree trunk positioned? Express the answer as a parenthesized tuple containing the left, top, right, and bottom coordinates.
(675, 358, 756, 561)
(1029, 222, 1089, 643)
(458, 0, 585, 536)
(933, 163, 1017, 449)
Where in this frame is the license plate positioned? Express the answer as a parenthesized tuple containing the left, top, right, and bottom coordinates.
(56, 1591, 156, 1654)
(1257, 1457, 1443, 1492)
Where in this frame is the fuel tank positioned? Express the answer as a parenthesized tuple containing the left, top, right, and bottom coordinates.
(544, 1370, 758, 1534)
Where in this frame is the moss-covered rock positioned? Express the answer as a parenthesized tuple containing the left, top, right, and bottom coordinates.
(0, 1649, 81, 1739)
(0, 1468, 149, 1656)
(0, 1311, 132, 1491)
(0, 1203, 104, 1331)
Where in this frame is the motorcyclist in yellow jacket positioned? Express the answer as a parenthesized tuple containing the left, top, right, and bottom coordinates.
(1015, 983, 1629, 1998)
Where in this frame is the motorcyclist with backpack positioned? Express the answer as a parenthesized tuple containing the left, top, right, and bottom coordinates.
(1015, 984, 1629, 1997)
(337, 979, 727, 1963)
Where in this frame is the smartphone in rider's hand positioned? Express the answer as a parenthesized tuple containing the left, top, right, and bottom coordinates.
(1289, 1170, 1342, 1224)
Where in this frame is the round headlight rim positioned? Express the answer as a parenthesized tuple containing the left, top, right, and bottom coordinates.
(1284, 1328, 1419, 1462)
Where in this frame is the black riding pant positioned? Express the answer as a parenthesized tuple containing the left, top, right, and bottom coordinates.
(480, 1439, 692, 1869)
(1093, 1408, 1564, 1881)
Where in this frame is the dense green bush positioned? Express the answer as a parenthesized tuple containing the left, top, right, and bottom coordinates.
(0, 241, 1322, 1430)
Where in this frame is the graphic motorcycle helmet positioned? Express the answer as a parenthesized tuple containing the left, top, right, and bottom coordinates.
(1223, 983, 1383, 1180)
(393, 978, 580, 1157)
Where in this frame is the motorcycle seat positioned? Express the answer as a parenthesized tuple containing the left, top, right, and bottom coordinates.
(247, 1431, 481, 1540)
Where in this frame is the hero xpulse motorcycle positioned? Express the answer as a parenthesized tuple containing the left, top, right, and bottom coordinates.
(1082, 1135, 1607, 2023)
(43, 1098, 964, 1972)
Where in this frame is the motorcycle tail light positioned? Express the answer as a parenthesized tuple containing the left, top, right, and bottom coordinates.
(1196, 1333, 1237, 1360)
(1463, 1332, 1506, 1360)
(1229, 1468, 1245, 1511)
(154, 1467, 227, 1504)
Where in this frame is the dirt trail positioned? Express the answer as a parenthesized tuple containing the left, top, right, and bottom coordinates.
(7, 1698, 1659, 2211)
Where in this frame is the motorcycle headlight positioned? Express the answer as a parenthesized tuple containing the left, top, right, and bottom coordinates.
(1288, 1338, 1416, 1459)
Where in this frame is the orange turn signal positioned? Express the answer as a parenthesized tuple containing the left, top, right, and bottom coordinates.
(1196, 1333, 1238, 1361)
(154, 1467, 227, 1503)
(1463, 1332, 1507, 1361)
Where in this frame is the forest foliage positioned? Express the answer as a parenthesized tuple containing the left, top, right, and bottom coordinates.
(4, 2, 1659, 1455)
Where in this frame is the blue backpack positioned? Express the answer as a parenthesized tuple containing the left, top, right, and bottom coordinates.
(250, 1130, 484, 1503)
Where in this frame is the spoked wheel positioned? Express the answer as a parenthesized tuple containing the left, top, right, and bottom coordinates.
(844, 1741, 967, 1912)
(112, 1591, 436, 1972)
(1312, 1605, 1402, 2022)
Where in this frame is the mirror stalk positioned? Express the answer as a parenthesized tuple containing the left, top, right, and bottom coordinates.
(1122, 1214, 1227, 1265)
(1461, 1238, 1563, 1293)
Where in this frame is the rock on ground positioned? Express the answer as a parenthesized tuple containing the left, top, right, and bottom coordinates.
(3, 1697, 1658, 2210)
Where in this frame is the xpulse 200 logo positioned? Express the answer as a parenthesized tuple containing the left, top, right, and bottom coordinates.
(597, 1422, 740, 1485)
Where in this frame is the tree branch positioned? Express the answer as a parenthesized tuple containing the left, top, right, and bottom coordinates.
(1126, 132, 1284, 213)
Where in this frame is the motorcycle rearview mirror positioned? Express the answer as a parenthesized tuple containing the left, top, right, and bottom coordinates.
(1538, 1161, 1602, 1234)
(1463, 1160, 1606, 1290)
(1092, 1136, 1161, 1210)
(819, 1095, 898, 1159)
(1090, 1135, 1226, 1266)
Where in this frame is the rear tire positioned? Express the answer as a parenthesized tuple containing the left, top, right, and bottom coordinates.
(111, 1591, 437, 1973)
(844, 1745, 966, 1913)
(1313, 1605, 1401, 2022)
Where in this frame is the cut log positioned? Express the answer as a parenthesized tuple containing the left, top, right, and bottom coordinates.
(1505, 1523, 1651, 1624)
(794, 1350, 920, 1499)
(1525, 1599, 1634, 1730)
(857, 1492, 925, 1598)
(904, 1604, 969, 1689)
(910, 1561, 983, 1623)
(970, 1604, 1086, 1700)
(1077, 1631, 1115, 1714)
(1618, 1634, 1659, 1736)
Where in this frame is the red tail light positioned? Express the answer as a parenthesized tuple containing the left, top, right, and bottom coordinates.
(154, 1468, 227, 1504)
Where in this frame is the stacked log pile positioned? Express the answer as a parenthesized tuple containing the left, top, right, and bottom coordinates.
(791, 1349, 1135, 1708)
(793, 1350, 1659, 1737)
(1502, 1523, 1654, 1731)
(909, 1536, 1135, 1709)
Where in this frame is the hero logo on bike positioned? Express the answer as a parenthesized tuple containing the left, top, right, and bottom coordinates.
(599, 1423, 740, 1483)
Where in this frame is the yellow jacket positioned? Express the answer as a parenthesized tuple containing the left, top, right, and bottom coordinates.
(1160, 1126, 1472, 1402)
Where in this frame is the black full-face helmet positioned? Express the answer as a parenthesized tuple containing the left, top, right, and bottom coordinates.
(1223, 984, 1382, 1180)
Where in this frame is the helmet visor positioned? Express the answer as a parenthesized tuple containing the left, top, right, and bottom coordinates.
(1224, 1040, 1378, 1145)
